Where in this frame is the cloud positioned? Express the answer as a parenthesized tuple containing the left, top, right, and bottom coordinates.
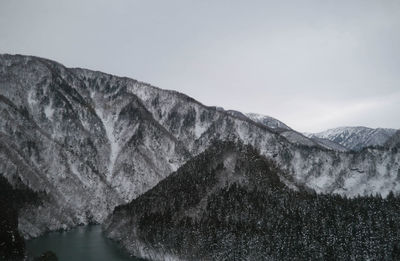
(0, 0, 399, 132)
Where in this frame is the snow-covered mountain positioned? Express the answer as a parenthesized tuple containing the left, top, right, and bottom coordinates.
(0, 55, 190, 238)
(245, 112, 348, 151)
(1, 54, 399, 240)
(245, 112, 291, 130)
(307, 135, 349, 152)
(307, 127, 398, 151)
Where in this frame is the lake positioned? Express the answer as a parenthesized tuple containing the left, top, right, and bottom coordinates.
(26, 225, 143, 261)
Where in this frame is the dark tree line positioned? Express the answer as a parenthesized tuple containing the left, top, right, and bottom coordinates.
(135, 185, 400, 260)
(115, 141, 400, 260)
(0, 175, 40, 260)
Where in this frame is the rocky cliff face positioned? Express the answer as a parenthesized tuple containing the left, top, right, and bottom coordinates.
(0, 54, 399, 238)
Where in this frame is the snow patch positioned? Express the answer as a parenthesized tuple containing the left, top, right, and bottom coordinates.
(44, 100, 54, 120)
(99, 110, 119, 178)
(311, 174, 333, 190)
(194, 122, 207, 138)
(91, 92, 120, 179)
(27, 89, 36, 107)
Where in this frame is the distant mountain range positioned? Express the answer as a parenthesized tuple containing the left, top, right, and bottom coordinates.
(244, 112, 397, 151)
(0, 54, 399, 260)
(305, 126, 398, 151)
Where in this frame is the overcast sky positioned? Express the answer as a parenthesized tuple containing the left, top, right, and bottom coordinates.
(1, 0, 399, 132)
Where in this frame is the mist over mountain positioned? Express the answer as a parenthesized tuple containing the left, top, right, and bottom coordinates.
(0, 54, 399, 260)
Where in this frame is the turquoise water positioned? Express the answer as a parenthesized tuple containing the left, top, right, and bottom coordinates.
(26, 225, 143, 261)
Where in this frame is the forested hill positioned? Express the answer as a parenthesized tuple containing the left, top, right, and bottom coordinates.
(105, 141, 400, 261)
(0, 176, 40, 260)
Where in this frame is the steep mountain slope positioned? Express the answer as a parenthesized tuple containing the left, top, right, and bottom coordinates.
(307, 126, 398, 151)
(1, 54, 399, 239)
(105, 141, 400, 261)
(0, 54, 189, 238)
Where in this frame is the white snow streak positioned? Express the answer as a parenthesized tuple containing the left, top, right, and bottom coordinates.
(44, 100, 54, 120)
(27, 89, 36, 107)
(91, 92, 120, 179)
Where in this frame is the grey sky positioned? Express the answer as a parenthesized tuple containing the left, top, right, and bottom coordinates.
(1, 0, 399, 132)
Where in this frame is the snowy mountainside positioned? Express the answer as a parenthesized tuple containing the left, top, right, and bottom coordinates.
(245, 112, 346, 151)
(0, 54, 399, 238)
(246, 112, 291, 130)
(385, 130, 400, 149)
(307, 136, 349, 152)
(225, 109, 248, 120)
(307, 126, 398, 151)
(126, 81, 400, 198)
(0, 55, 189, 238)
